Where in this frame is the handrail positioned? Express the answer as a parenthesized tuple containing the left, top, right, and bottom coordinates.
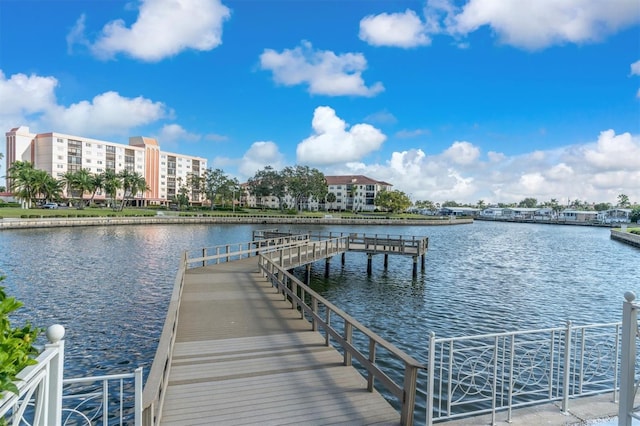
(258, 253, 424, 425)
(141, 251, 187, 426)
(185, 234, 312, 268)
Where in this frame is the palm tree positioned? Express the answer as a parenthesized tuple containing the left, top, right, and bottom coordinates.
(88, 173, 105, 206)
(118, 170, 148, 211)
(102, 170, 121, 210)
(6, 161, 38, 208)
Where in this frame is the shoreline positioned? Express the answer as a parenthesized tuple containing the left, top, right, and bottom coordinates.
(610, 229, 640, 249)
(0, 215, 474, 230)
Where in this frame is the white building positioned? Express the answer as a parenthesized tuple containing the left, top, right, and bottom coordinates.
(325, 175, 392, 212)
(5, 126, 207, 205)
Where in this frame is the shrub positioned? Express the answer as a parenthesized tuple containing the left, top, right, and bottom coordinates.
(0, 278, 41, 396)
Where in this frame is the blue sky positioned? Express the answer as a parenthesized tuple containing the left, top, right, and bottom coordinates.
(1, 0, 639, 205)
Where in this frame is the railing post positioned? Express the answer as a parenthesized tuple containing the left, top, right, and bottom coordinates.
(344, 322, 353, 366)
(426, 332, 435, 426)
(401, 364, 418, 426)
(45, 324, 65, 426)
(202, 248, 206, 267)
(562, 320, 572, 413)
(619, 291, 638, 426)
(135, 367, 144, 426)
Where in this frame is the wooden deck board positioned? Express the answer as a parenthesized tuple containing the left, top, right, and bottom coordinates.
(159, 257, 400, 425)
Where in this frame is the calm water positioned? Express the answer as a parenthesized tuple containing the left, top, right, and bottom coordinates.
(1, 221, 639, 416)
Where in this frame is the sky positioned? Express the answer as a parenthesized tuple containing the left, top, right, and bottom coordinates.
(0, 0, 639, 206)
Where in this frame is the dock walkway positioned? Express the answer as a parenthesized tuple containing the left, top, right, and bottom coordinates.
(159, 257, 401, 425)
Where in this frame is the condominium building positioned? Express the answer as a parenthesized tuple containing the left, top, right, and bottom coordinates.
(241, 174, 393, 212)
(325, 175, 392, 212)
(5, 126, 207, 205)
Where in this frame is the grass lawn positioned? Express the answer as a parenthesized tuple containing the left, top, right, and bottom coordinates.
(0, 206, 445, 221)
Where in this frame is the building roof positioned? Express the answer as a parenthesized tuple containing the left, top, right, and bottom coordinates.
(325, 175, 392, 186)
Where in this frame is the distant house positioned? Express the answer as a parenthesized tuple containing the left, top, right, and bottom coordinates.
(559, 209, 598, 222)
(597, 208, 632, 224)
(480, 207, 508, 217)
(440, 206, 480, 216)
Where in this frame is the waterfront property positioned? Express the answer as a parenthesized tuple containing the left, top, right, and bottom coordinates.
(5, 126, 208, 206)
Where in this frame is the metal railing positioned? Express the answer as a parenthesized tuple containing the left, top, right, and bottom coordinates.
(62, 369, 143, 425)
(0, 326, 65, 426)
(258, 254, 424, 426)
(619, 291, 640, 426)
(1, 325, 142, 426)
(427, 321, 623, 424)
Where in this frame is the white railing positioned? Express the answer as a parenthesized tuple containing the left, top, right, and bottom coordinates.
(619, 291, 640, 426)
(427, 321, 623, 425)
(1, 325, 142, 426)
(0, 324, 65, 426)
(62, 368, 143, 425)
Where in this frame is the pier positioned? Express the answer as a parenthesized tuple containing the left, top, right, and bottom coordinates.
(142, 232, 426, 425)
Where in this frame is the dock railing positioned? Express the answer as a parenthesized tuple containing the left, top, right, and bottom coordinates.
(427, 321, 623, 425)
(619, 291, 640, 426)
(258, 253, 425, 426)
(142, 234, 323, 425)
(141, 251, 187, 426)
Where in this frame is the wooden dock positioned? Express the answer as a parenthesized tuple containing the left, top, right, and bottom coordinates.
(158, 257, 402, 425)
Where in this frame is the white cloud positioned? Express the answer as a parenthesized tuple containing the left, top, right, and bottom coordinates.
(581, 129, 640, 170)
(426, 0, 640, 50)
(43, 91, 169, 136)
(157, 123, 200, 145)
(442, 141, 480, 165)
(324, 129, 640, 205)
(296, 106, 386, 166)
(239, 141, 286, 177)
(359, 9, 431, 48)
(0, 70, 58, 117)
(259, 41, 384, 97)
(631, 60, 640, 76)
(78, 0, 231, 61)
(395, 128, 430, 139)
(0, 70, 169, 140)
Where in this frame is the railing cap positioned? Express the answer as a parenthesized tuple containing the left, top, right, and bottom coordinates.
(46, 324, 65, 343)
(625, 291, 636, 302)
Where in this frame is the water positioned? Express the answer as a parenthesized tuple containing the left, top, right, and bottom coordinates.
(1, 221, 638, 419)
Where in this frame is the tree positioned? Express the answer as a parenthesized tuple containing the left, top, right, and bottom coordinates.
(247, 166, 286, 210)
(631, 206, 640, 223)
(203, 168, 227, 210)
(593, 202, 612, 211)
(374, 189, 412, 213)
(518, 198, 538, 208)
(442, 200, 460, 207)
(325, 192, 336, 211)
(618, 194, 630, 208)
(414, 200, 436, 211)
(118, 170, 148, 211)
(6, 161, 38, 208)
(102, 169, 121, 209)
(175, 177, 191, 210)
(88, 173, 105, 206)
(476, 200, 486, 210)
(282, 165, 327, 211)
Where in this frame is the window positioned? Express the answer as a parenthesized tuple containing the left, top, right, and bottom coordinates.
(57, 138, 64, 143)
(97, 160, 103, 165)
(85, 142, 92, 147)
(85, 159, 92, 163)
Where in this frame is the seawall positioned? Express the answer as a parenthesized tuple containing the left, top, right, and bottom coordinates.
(0, 215, 473, 230)
(610, 229, 640, 248)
